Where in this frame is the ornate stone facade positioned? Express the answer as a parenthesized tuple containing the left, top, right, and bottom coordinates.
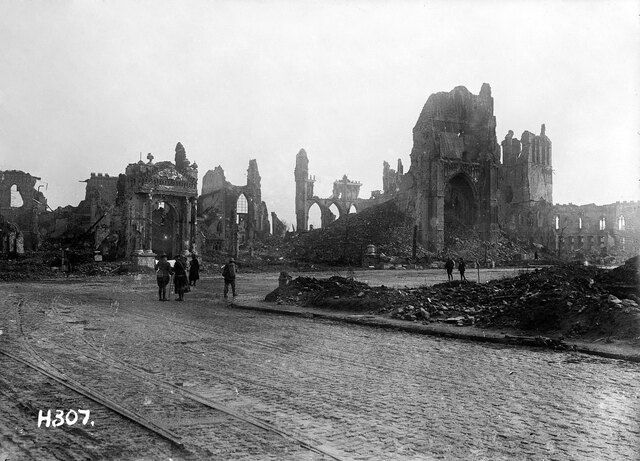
(116, 143, 198, 264)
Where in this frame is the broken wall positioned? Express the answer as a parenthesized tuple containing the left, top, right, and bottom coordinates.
(198, 160, 270, 257)
(551, 201, 640, 259)
(0, 170, 47, 252)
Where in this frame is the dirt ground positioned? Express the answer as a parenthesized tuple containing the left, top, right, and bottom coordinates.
(1, 273, 639, 460)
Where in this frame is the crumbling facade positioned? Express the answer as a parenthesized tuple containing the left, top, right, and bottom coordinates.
(550, 201, 639, 259)
(294, 149, 398, 231)
(0, 170, 47, 253)
(401, 84, 501, 250)
(293, 83, 639, 259)
(114, 144, 199, 265)
(197, 159, 270, 257)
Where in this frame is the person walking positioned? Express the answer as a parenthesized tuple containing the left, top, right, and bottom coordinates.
(222, 257, 237, 298)
(458, 257, 467, 281)
(444, 257, 455, 281)
(173, 254, 188, 301)
(189, 254, 200, 287)
(155, 253, 173, 301)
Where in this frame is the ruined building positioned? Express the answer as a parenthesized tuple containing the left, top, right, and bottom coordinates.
(294, 84, 639, 258)
(0, 170, 47, 253)
(197, 159, 270, 257)
(39, 143, 200, 264)
(294, 149, 400, 231)
(115, 144, 199, 265)
(402, 84, 501, 248)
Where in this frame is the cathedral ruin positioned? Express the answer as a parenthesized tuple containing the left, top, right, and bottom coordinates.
(293, 83, 639, 259)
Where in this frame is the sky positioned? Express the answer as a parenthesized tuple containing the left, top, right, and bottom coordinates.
(1, 0, 639, 228)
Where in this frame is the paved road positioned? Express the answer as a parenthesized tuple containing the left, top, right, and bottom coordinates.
(1, 274, 639, 460)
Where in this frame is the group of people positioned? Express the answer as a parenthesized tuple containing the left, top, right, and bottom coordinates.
(444, 256, 467, 281)
(154, 253, 237, 301)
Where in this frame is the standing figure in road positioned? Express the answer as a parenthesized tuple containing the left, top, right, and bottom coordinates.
(222, 258, 237, 298)
(155, 253, 173, 301)
(189, 254, 200, 287)
(458, 257, 467, 281)
(173, 255, 188, 301)
(444, 257, 455, 281)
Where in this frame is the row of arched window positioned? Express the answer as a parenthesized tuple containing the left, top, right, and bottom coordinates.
(554, 215, 626, 231)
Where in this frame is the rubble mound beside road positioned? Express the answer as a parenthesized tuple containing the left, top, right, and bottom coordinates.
(266, 258, 640, 341)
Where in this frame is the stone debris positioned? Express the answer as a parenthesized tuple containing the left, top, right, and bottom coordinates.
(266, 257, 640, 341)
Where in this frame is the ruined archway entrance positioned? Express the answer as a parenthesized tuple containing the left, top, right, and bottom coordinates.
(152, 203, 177, 258)
(444, 173, 477, 239)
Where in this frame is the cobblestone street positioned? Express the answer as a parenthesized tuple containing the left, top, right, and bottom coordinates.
(1, 274, 639, 460)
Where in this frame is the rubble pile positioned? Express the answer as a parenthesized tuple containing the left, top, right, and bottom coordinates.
(265, 276, 383, 310)
(444, 223, 533, 265)
(288, 199, 426, 265)
(0, 256, 55, 281)
(266, 258, 640, 340)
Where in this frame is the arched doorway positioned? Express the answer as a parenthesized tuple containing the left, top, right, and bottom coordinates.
(444, 174, 477, 237)
(348, 204, 357, 214)
(152, 202, 177, 258)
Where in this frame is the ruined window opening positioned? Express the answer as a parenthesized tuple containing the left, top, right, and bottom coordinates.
(158, 201, 165, 210)
(618, 215, 625, 230)
(555, 215, 559, 230)
(308, 203, 322, 229)
(10, 185, 24, 208)
(578, 216, 582, 230)
(329, 203, 340, 222)
(599, 217, 606, 231)
(236, 194, 248, 214)
(348, 204, 357, 214)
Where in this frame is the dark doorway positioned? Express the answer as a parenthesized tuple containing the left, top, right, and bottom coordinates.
(444, 174, 477, 240)
(152, 204, 177, 258)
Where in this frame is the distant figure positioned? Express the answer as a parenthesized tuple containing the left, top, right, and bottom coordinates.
(155, 253, 173, 301)
(62, 248, 73, 277)
(222, 258, 238, 298)
(534, 250, 539, 260)
(458, 258, 467, 281)
(189, 254, 200, 287)
(444, 257, 455, 281)
(173, 255, 188, 301)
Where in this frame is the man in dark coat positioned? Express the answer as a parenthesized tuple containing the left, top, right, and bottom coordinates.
(173, 255, 188, 301)
(444, 257, 455, 281)
(189, 254, 200, 287)
(222, 258, 237, 298)
(155, 253, 173, 301)
(458, 257, 467, 281)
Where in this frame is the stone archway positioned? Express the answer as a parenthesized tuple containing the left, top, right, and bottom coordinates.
(152, 203, 177, 258)
(444, 173, 477, 236)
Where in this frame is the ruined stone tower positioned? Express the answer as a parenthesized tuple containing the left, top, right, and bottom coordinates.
(403, 84, 501, 250)
(294, 149, 314, 231)
(501, 125, 553, 205)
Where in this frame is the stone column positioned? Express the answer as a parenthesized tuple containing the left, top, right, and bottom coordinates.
(146, 194, 154, 251)
(189, 197, 197, 252)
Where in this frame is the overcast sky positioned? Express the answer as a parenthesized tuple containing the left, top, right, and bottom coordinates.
(1, 0, 639, 227)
